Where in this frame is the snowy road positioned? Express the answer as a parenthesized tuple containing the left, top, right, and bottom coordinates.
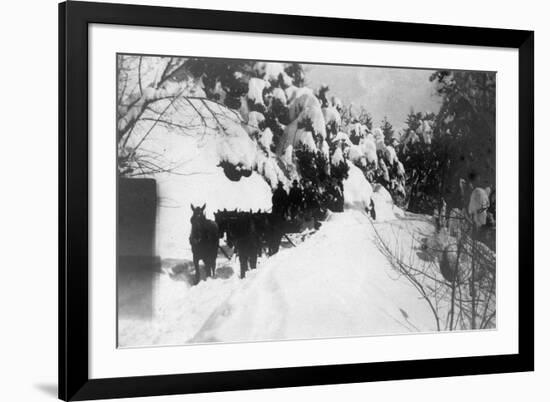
(118, 209, 438, 347)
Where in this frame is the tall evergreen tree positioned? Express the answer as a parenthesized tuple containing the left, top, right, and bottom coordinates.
(381, 116, 395, 145)
(358, 106, 373, 131)
(183, 58, 255, 109)
(405, 109, 423, 133)
(430, 70, 496, 190)
(401, 71, 496, 214)
(284, 63, 305, 87)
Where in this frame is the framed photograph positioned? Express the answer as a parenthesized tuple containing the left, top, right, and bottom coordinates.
(59, 1, 534, 400)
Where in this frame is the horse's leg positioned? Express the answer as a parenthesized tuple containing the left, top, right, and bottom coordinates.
(250, 252, 257, 270)
(239, 254, 247, 279)
(266, 231, 273, 256)
(203, 258, 210, 279)
(209, 254, 217, 278)
(270, 232, 282, 255)
(204, 254, 212, 278)
(268, 239, 274, 256)
(193, 256, 201, 285)
(277, 232, 283, 253)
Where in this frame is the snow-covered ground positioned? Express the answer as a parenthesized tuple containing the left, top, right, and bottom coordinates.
(117, 59, 494, 348)
(118, 208, 439, 347)
(119, 119, 442, 346)
(118, 114, 443, 346)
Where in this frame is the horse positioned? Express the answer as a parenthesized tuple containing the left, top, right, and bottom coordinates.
(213, 209, 240, 249)
(215, 210, 265, 279)
(189, 203, 219, 285)
(252, 211, 284, 256)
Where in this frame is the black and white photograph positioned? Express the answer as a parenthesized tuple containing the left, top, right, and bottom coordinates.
(116, 54, 497, 347)
(0, 0, 543, 399)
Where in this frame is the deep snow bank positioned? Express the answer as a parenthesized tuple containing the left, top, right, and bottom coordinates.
(191, 210, 436, 343)
(342, 163, 404, 222)
(343, 163, 372, 210)
(371, 183, 405, 221)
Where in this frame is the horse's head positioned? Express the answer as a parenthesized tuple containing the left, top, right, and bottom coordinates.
(214, 210, 228, 239)
(190, 203, 207, 228)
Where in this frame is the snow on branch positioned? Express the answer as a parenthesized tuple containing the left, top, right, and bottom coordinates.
(369, 214, 495, 331)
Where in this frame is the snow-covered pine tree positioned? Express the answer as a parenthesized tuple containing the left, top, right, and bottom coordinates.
(183, 58, 254, 109)
(381, 116, 395, 145)
(357, 106, 373, 132)
(405, 109, 423, 133)
(284, 63, 305, 87)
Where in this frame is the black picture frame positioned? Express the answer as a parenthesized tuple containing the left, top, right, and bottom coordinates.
(59, 1, 534, 400)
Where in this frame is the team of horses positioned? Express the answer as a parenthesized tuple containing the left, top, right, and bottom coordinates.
(189, 204, 298, 285)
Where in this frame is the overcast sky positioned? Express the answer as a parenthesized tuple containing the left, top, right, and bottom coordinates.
(305, 64, 442, 131)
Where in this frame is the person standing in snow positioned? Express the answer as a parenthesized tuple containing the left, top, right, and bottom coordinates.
(271, 181, 289, 218)
(288, 179, 303, 219)
(303, 180, 320, 214)
(303, 181, 324, 228)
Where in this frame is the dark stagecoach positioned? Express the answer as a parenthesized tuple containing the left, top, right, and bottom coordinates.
(214, 208, 309, 280)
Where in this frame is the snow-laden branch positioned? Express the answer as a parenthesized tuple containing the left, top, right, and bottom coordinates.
(117, 56, 188, 141)
(118, 85, 182, 139)
(369, 214, 495, 331)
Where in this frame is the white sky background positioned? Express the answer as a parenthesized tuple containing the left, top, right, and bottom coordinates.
(305, 64, 442, 131)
